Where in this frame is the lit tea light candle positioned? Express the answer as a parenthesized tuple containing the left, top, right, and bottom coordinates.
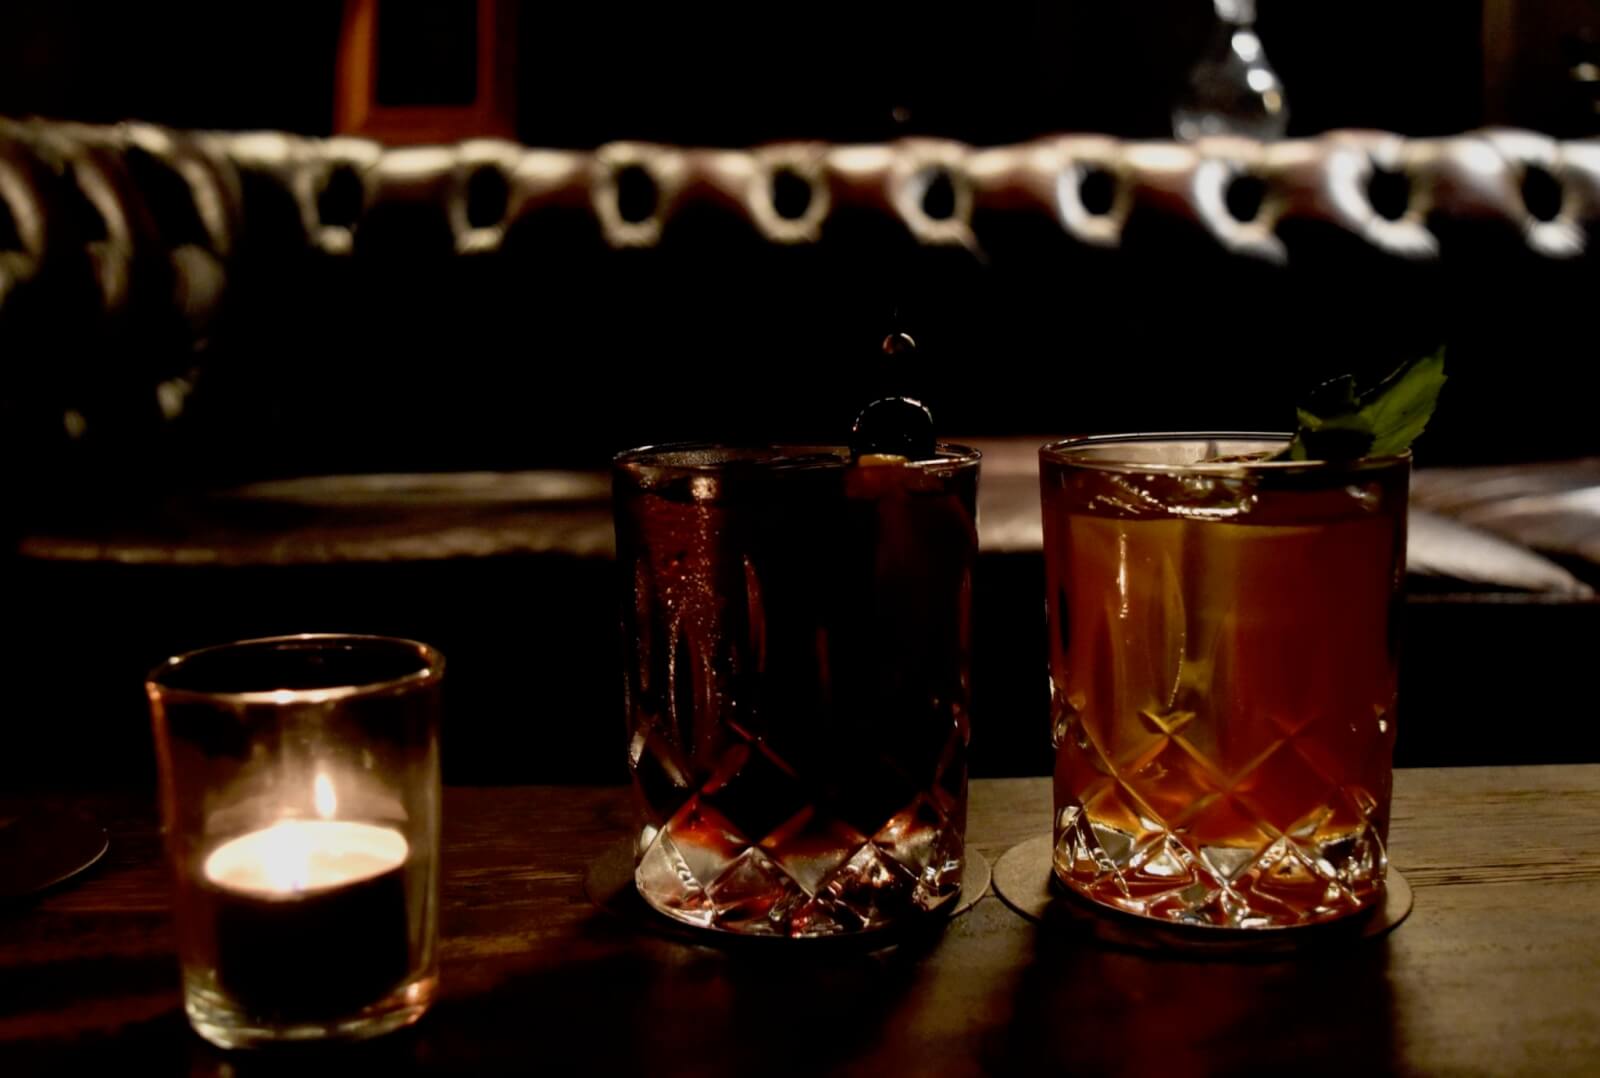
(204, 819, 408, 897)
(200, 773, 412, 1022)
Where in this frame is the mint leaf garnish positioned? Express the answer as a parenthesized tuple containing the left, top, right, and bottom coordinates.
(1362, 348, 1448, 457)
(1280, 348, 1446, 461)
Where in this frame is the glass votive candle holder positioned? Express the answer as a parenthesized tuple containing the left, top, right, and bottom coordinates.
(147, 634, 444, 1049)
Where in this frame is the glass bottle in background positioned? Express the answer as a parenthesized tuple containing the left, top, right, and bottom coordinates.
(1173, 0, 1290, 141)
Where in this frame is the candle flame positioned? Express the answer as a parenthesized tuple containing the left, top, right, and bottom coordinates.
(313, 772, 338, 819)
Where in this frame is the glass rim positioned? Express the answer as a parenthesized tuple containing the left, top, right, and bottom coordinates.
(1038, 431, 1410, 476)
(145, 633, 446, 707)
(613, 440, 982, 474)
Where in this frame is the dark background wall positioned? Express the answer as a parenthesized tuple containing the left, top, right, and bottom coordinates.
(0, 3, 1500, 145)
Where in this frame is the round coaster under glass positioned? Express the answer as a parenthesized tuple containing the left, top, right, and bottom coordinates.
(992, 835, 1412, 956)
(0, 811, 108, 900)
(584, 839, 991, 950)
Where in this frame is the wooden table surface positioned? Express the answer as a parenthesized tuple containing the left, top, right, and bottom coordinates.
(3, 767, 1599, 1076)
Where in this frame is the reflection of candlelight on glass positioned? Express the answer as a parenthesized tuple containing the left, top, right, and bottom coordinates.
(314, 771, 337, 818)
(199, 773, 412, 1021)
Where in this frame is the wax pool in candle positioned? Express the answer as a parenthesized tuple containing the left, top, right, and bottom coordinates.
(205, 820, 407, 895)
(200, 819, 412, 1021)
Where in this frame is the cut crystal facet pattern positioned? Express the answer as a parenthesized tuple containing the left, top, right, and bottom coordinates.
(1053, 706, 1388, 928)
(1043, 466, 1403, 929)
(630, 725, 965, 936)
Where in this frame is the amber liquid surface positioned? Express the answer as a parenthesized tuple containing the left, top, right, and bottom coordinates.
(1044, 457, 1404, 928)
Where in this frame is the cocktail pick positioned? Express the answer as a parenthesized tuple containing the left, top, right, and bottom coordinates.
(850, 331, 936, 461)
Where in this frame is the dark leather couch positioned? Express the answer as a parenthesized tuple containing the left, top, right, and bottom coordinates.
(1, 120, 1596, 787)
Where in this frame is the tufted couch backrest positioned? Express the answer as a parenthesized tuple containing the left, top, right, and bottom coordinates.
(0, 119, 1595, 500)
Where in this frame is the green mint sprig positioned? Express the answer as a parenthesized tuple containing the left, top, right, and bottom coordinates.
(1278, 348, 1447, 462)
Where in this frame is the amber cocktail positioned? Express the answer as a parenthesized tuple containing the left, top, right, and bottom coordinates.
(1041, 434, 1407, 929)
(614, 444, 980, 936)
